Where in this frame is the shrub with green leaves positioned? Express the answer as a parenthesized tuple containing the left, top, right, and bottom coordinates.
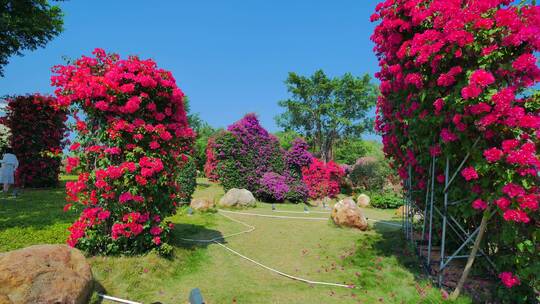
(176, 155, 197, 203)
(367, 191, 403, 209)
(349, 157, 391, 191)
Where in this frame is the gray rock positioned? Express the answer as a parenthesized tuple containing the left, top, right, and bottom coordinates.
(218, 188, 256, 208)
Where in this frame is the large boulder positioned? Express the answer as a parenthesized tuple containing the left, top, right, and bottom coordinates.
(190, 198, 215, 212)
(0, 244, 93, 304)
(357, 193, 370, 207)
(218, 188, 256, 208)
(331, 197, 368, 230)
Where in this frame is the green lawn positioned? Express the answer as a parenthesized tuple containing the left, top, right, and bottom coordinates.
(0, 178, 471, 304)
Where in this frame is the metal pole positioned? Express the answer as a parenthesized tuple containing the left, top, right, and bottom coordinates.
(402, 192, 405, 233)
(447, 212, 498, 270)
(405, 165, 412, 240)
(438, 156, 450, 286)
(403, 165, 411, 240)
(441, 227, 481, 270)
(431, 206, 497, 271)
(444, 137, 480, 193)
(422, 162, 431, 242)
(427, 156, 436, 266)
(408, 164, 413, 241)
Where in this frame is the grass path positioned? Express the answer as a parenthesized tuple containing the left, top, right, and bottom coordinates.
(0, 178, 471, 303)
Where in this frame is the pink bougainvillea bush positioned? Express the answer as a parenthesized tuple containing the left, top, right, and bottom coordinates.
(3, 95, 67, 187)
(203, 135, 219, 181)
(372, 0, 539, 300)
(302, 158, 345, 200)
(52, 49, 195, 255)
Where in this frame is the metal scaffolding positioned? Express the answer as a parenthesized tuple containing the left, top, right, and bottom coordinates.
(402, 144, 496, 288)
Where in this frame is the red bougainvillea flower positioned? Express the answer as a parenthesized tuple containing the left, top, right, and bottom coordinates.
(472, 199, 488, 210)
(483, 148, 504, 163)
(461, 167, 479, 181)
(499, 272, 521, 288)
(495, 197, 512, 211)
(469, 69, 495, 87)
(503, 209, 530, 223)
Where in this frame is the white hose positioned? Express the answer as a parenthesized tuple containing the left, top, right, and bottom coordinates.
(99, 208, 395, 301)
(98, 294, 142, 304)
(180, 211, 255, 243)
(272, 209, 330, 214)
(180, 211, 355, 289)
(219, 209, 328, 220)
(222, 209, 402, 228)
(214, 241, 354, 289)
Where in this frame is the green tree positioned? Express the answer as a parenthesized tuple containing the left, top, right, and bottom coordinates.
(276, 70, 378, 162)
(183, 96, 203, 132)
(194, 125, 221, 172)
(273, 130, 301, 150)
(183, 97, 221, 171)
(0, 0, 64, 76)
(333, 137, 369, 165)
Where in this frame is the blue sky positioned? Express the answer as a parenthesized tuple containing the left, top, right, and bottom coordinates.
(0, 0, 381, 139)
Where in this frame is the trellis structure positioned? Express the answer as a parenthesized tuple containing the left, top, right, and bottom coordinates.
(402, 143, 497, 288)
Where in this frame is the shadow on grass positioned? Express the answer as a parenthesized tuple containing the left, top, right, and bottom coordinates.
(371, 219, 402, 233)
(0, 187, 77, 232)
(373, 229, 425, 277)
(346, 226, 429, 285)
(170, 222, 225, 250)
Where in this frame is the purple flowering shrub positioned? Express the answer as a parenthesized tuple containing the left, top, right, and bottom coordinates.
(285, 138, 313, 175)
(257, 171, 310, 203)
(210, 114, 312, 203)
(213, 114, 286, 194)
(257, 172, 290, 201)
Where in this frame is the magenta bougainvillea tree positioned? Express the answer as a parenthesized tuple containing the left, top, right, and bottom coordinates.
(52, 49, 195, 255)
(285, 138, 314, 175)
(372, 0, 539, 299)
(205, 114, 312, 203)
(3, 95, 67, 187)
(215, 114, 285, 192)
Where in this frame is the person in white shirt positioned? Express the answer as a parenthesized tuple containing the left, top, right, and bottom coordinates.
(0, 148, 19, 194)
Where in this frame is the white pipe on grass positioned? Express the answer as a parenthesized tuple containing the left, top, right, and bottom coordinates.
(180, 211, 356, 289)
(272, 210, 330, 214)
(222, 209, 401, 228)
(98, 294, 142, 304)
(180, 211, 255, 243)
(219, 209, 329, 220)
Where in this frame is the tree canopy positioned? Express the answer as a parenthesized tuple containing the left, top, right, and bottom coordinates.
(274, 130, 302, 150)
(0, 0, 64, 76)
(276, 70, 378, 162)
